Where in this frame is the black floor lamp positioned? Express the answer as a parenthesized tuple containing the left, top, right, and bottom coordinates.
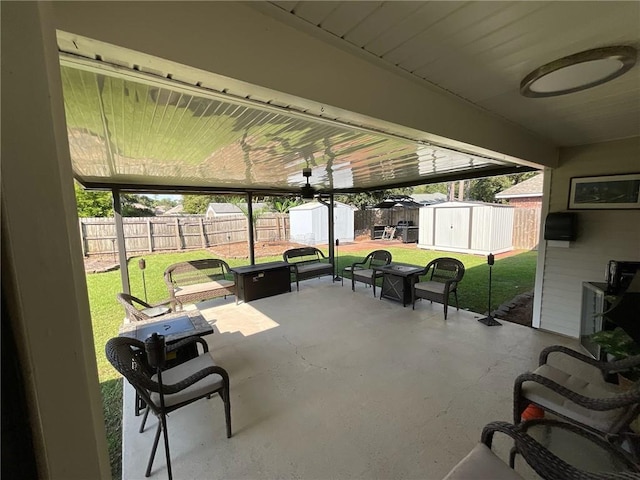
(478, 253, 502, 327)
(334, 239, 341, 281)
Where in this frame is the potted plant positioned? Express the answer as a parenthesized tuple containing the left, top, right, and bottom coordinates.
(590, 327, 640, 387)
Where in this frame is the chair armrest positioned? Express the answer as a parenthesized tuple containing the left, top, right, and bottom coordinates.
(480, 421, 633, 480)
(162, 365, 229, 395)
(166, 336, 209, 354)
(515, 372, 640, 411)
(539, 345, 606, 370)
(602, 355, 640, 374)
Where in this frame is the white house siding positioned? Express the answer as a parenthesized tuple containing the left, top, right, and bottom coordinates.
(538, 137, 640, 338)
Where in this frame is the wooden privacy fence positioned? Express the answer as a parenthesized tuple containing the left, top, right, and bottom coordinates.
(512, 207, 541, 250)
(79, 214, 290, 256)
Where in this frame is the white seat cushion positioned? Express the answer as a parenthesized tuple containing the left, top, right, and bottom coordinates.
(296, 263, 331, 274)
(415, 281, 446, 295)
(442, 443, 523, 480)
(141, 306, 171, 318)
(151, 353, 223, 407)
(352, 269, 375, 280)
(174, 280, 234, 298)
(522, 364, 625, 432)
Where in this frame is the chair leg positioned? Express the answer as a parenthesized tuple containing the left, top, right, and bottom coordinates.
(224, 387, 232, 439)
(352, 275, 355, 292)
(145, 421, 162, 477)
(139, 405, 150, 433)
(443, 302, 448, 320)
(453, 290, 459, 311)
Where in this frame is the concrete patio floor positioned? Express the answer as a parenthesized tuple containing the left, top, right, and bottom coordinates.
(122, 277, 578, 479)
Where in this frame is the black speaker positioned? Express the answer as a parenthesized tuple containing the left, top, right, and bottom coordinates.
(544, 212, 578, 241)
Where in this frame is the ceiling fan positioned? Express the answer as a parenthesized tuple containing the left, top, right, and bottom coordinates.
(300, 167, 316, 199)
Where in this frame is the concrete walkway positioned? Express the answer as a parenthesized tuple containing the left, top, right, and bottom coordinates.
(122, 277, 576, 479)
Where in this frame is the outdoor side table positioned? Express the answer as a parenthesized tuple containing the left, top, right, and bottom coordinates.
(510, 418, 639, 475)
(373, 263, 424, 307)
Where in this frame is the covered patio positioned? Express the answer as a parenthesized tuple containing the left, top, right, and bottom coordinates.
(122, 278, 577, 479)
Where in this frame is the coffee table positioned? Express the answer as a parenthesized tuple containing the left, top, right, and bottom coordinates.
(510, 419, 639, 474)
(373, 263, 424, 307)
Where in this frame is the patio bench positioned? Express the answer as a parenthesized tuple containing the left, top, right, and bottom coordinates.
(164, 259, 236, 309)
(283, 247, 334, 291)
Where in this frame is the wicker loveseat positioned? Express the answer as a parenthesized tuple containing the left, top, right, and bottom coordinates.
(283, 247, 334, 291)
(164, 259, 235, 309)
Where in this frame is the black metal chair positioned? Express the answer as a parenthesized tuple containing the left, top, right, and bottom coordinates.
(105, 336, 231, 478)
(411, 257, 465, 319)
(342, 250, 392, 296)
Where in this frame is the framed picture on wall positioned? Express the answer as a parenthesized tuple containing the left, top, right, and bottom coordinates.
(568, 173, 640, 209)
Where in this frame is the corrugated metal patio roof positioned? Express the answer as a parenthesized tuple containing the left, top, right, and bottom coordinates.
(60, 53, 534, 196)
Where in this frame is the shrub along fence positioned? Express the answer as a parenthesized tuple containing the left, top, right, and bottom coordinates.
(79, 214, 290, 256)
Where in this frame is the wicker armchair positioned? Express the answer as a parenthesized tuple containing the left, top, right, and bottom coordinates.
(411, 257, 465, 319)
(514, 345, 640, 438)
(116, 293, 171, 322)
(444, 420, 639, 480)
(342, 250, 392, 296)
(105, 336, 231, 478)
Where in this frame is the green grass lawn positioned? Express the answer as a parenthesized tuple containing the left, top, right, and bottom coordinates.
(88, 247, 536, 479)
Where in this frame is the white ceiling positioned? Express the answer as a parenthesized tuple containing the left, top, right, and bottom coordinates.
(257, 1, 640, 147)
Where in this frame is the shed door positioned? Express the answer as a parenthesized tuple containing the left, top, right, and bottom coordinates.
(435, 208, 470, 249)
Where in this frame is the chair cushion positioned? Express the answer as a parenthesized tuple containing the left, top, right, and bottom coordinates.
(352, 269, 375, 281)
(151, 353, 223, 407)
(141, 306, 171, 318)
(174, 280, 235, 298)
(442, 443, 523, 480)
(522, 364, 625, 432)
(296, 263, 331, 274)
(415, 281, 446, 295)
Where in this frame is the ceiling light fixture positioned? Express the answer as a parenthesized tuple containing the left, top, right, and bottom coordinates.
(520, 46, 637, 98)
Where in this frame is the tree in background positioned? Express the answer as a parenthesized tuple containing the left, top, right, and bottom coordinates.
(337, 187, 413, 210)
(74, 182, 113, 217)
(181, 194, 228, 214)
(413, 183, 448, 195)
(74, 181, 166, 217)
(468, 172, 539, 203)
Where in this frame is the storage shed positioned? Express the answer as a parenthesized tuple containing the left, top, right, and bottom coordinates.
(418, 201, 514, 255)
(289, 201, 355, 245)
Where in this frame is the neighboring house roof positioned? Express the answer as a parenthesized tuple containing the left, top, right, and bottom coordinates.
(411, 193, 447, 204)
(206, 202, 268, 216)
(161, 204, 184, 215)
(495, 174, 544, 199)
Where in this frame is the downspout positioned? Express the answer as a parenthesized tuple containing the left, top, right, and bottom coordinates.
(317, 195, 335, 265)
(247, 192, 255, 265)
(113, 189, 131, 294)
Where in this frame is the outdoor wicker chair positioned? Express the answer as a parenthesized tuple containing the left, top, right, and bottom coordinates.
(164, 259, 236, 309)
(514, 345, 640, 439)
(116, 293, 171, 322)
(444, 420, 639, 480)
(342, 250, 392, 296)
(411, 257, 465, 319)
(105, 335, 231, 478)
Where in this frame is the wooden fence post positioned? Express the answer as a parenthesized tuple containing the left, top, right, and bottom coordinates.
(78, 218, 86, 257)
(175, 218, 182, 250)
(147, 219, 153, 252)
(199, 217, 207, 248)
